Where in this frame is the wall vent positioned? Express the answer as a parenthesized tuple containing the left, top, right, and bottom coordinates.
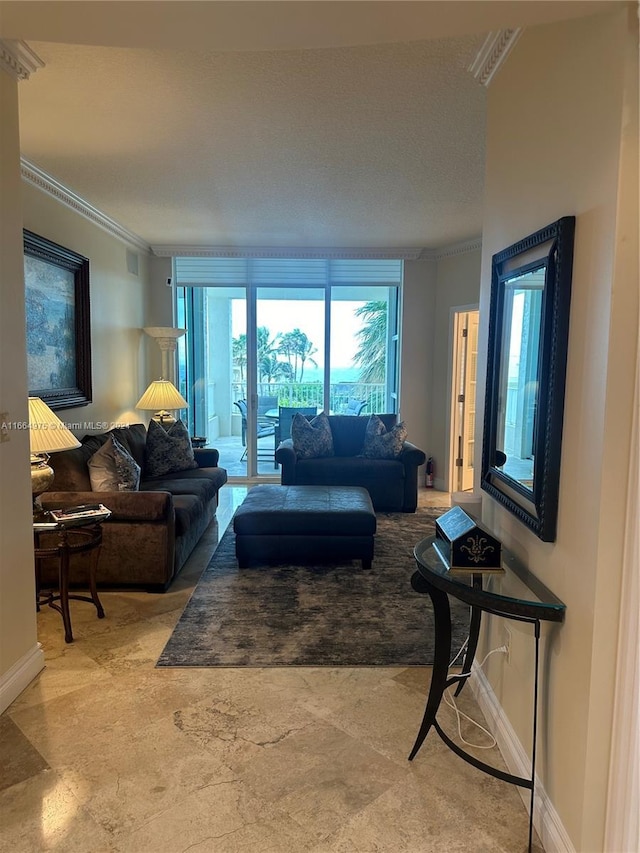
(126, 249, 139, 276)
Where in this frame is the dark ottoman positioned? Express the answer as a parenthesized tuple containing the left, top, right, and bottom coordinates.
(233, 484, 376, 568)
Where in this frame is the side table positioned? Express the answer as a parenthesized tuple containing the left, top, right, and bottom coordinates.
(33, 517, 107, 643)
(410, 535, 566, 853)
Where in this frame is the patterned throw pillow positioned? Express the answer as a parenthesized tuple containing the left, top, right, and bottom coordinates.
(291, 411, 335, 459)
(361, 414, 408, 459)
(144, 419, 198, 478)
(88, 435, 141, 491)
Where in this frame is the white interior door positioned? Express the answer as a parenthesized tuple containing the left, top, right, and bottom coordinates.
(451, 309, 479, 492)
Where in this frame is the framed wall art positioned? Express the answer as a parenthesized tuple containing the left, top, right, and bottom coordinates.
(24, 230, 92, 409)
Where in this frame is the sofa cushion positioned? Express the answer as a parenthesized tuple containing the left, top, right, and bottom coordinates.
(141, 476, 218, 504)
(328, 413, 398, 457)
(172, 494, 203, 536)
(49, 434, 106, 491)
(291, 411, 334, 459)
(295, 455, 404, 485)
(144, 419, 198, 477)
(88, 434, 141, 492)
(142, 465, 228, 493)
(107, 424, 147, 469)
(361, 414, 408, 459)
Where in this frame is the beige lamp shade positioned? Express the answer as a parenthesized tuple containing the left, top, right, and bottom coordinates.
(28, 397, 81, 506)
(28, 397, 81, 455)
(135, 379, 188, 422)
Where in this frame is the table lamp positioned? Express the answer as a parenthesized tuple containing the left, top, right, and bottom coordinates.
(135, 379, 188, 427)
(29, 396, 81, 507)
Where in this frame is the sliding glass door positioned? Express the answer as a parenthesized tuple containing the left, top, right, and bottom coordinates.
(175, 258, 402, 480)
(330, 286, 399, 417)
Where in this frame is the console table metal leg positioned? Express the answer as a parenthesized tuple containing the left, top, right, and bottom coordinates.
(528, 621, 541, 853)
(455, 597, 482, 697)
(408, 575, 452, 761)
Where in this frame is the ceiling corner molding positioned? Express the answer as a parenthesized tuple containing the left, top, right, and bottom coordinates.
(433, 237, 483, 260)
(151, 245, 424, 260)
(0, 40, 44, 81)
(468, 29, 522, 87)
(416, 249, 437, 261)
(21, 159, 151, 253)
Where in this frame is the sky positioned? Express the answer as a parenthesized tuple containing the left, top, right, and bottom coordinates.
(233, 299, 368, 369)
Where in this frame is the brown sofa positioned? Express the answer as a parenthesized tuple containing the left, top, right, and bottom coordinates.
(40, 423, 227, 591)
(275, 413, 425, 512)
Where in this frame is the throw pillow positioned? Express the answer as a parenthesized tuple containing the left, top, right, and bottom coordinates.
(361, 414, 408, 459)
(88, 435, 141, 491)
(144, 418, 198, 478)
(291, 411, 335, 459)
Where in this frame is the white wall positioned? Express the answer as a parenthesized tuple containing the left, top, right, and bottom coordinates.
(0, 70, 155, 711)
(477, 8, 638, 850)
(400, 258, 437, 462)
(0, 69, 44, 712)
(22, 184, 152, 429)
(431, 248, 482, 490)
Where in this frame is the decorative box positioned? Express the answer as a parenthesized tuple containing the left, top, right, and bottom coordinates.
(434, 506, 503, 572)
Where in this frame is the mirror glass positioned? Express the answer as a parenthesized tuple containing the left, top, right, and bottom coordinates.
(481, 217, 575, 542)
(496, 265, 545, 489)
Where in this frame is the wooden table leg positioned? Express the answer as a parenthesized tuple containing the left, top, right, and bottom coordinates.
(58, 536, 74, 644)
(88, 544, 105, 619)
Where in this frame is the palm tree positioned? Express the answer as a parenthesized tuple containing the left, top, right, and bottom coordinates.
(293, 330, 318, 382)
(353, 301, 387, 383)
(278, 329, 318, 382)
(260, 352, 292, 384)
(277, 331, 299, 380)
(257, 326, 285, 383)
(232, 333, 247, 382)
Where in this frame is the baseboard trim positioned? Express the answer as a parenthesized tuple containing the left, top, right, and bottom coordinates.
(470, 663, 575, 853)
(0, 643, 45, 714)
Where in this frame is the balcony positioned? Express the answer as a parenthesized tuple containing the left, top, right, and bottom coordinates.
(233, 381, 386, 413)
(207, 382, 386, 478)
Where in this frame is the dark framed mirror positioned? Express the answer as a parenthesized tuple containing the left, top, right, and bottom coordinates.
(481, 216, 575, 541)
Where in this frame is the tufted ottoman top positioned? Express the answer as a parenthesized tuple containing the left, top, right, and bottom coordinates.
(233, 484, 376, 537)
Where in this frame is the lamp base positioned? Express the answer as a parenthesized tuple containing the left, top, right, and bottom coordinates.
(152, 411, 176, 429)
(31, 454, 54, 508)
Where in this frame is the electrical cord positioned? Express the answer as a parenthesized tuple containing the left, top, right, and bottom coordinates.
(449, 636, 468, 668)
(443, 644, 509, 750)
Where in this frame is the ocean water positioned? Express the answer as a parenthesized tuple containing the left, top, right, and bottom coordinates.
(301, 366, 360, 384)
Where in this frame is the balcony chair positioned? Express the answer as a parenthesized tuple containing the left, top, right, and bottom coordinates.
(257, 395, 278, 418)
(274, 406, 317, 465)
(233, 399, 275, 461)
(345, 399, 367, 416)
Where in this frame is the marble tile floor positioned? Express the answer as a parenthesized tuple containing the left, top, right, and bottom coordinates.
(1, 487, 540, 853)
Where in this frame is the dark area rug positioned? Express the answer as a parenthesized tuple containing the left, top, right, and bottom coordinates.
(157, 506, 470, 667)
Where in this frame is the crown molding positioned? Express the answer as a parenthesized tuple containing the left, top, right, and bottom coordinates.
(21, 159, 151, 253)
(150, 245, 424, 260)
(0, 40, 44, 81)
(468, 29, 522, 87)
(432, 237, 483, 260)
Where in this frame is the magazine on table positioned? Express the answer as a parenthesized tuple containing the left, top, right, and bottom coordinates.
(47, 504, 112, 525)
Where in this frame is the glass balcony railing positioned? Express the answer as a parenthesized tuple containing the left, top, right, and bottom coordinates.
(231, 382, 387, 414)
(190, 381, 390, 477)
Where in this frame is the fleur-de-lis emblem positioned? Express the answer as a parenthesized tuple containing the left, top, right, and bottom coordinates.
(460, 535, 495, 564)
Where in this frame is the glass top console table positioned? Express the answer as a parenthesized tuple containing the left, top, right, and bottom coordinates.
(410, 535, 566, 853)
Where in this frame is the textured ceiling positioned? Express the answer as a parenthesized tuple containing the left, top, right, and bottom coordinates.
(2, 1, 615, 252)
